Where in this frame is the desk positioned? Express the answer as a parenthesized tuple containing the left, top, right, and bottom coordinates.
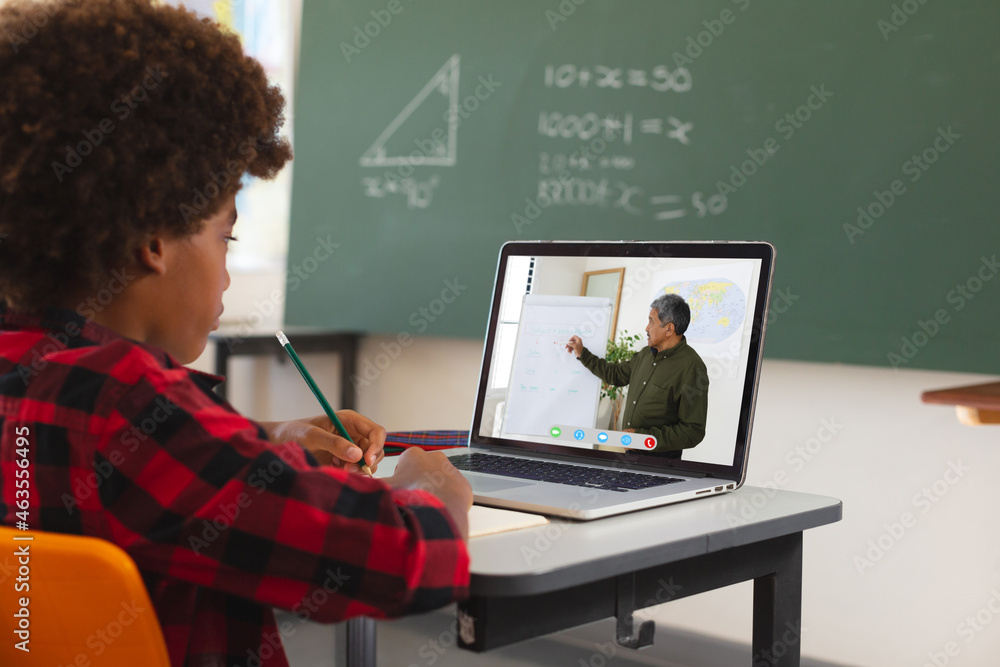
(208, 328, 360, 407)
(921, 381, 1000, 425)
(337, 484, 841, 667)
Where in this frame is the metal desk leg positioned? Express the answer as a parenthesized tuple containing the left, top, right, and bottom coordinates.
(214, 339, 231, 400)
(752, 533, 803, 667)
(615, 572, 655, 649)
(459, 532, 808, 662)
(340, 336, 358, 411)
(336, 617, 375, 667)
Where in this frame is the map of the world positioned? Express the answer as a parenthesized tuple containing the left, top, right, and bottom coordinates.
(660, 279, 746, 343)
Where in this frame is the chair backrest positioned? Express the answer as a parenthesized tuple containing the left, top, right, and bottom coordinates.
(0, 525, 171, 666)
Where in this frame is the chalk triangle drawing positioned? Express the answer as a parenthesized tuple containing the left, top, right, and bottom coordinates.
(359, 54, 460, 167)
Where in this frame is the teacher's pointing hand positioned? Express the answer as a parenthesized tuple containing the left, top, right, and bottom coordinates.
(565, 335, 583, 358)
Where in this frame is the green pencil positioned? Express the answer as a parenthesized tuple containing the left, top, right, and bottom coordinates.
(276, 331, 373, 476)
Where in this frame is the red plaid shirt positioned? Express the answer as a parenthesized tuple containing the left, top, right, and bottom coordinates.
(0, 306, 469, 666)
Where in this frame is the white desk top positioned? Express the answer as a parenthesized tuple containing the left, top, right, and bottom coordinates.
(468, 486, 839, 595)
(374, 457, 841, 596)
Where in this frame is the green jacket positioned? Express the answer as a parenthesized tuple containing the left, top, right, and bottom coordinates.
(578, 337, 708, 453)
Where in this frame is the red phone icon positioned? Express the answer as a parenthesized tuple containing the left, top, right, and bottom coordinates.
(644, 438, 655, 449)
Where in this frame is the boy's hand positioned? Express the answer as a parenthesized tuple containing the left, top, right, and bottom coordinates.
(385, 448, 472, 540)
(259, 410, 387, 472)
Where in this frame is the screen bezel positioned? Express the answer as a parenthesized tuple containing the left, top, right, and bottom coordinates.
(468, 240, 776, 482)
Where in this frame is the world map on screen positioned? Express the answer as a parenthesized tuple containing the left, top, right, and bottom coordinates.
(660, 279, 747, 343)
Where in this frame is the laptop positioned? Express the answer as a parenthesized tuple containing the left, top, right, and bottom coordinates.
(446, 240, 775, 519)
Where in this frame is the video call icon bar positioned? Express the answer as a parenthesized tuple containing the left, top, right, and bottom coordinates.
(549, 425, 657, 450)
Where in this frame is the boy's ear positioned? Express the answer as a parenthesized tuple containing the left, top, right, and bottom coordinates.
(136, 236, 169, 276)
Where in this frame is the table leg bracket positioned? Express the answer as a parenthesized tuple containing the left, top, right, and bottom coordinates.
(615, 573, 655, 649)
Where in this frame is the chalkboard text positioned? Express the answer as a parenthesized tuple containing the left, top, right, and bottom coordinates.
(538, 111, 694, 147)
(544, 64, 691, 93)
(362, 174, 440, 209)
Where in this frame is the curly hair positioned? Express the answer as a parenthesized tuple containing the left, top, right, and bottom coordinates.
(0, 0, 292, 311)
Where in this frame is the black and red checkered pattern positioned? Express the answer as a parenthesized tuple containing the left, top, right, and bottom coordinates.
(0, 306, 469, 667)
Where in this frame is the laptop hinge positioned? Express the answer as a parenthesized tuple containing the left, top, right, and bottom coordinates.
(671, 470, 708, 478)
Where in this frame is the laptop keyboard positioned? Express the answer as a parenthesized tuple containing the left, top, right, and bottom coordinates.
(449, 452, 684, 493)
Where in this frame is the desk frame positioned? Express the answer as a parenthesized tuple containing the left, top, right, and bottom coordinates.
(208, 330, 360, 408)
(458, 532, 802, 664)
(337, 485, 841, 667)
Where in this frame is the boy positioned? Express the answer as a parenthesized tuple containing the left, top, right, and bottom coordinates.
(0, 1, 473, 665)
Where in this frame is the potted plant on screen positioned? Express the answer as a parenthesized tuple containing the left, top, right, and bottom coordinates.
(601, 330, 641, 429)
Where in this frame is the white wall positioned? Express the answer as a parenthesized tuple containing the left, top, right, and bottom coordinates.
(533, 256, 588, 296)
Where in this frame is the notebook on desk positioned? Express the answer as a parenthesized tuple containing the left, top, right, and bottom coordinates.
(446, 240, 775, 520)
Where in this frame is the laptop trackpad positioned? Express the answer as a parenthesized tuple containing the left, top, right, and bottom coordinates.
(467, 474, 534, 494)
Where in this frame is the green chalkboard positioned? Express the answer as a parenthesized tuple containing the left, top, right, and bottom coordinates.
(287, 0, 1000, 373)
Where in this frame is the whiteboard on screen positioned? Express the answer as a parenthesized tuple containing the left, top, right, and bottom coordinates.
(502, 295, 612, 438)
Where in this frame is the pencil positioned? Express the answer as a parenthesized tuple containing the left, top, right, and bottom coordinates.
(276, 331, 374, 476)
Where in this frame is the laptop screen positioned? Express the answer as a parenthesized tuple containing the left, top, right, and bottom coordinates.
(469, 241, 775, 480)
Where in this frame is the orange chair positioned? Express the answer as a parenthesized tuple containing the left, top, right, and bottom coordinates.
(0, 525, 171, 666)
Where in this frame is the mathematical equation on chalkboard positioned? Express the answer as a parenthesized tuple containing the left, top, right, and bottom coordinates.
(543, 64, 692, 93)
(536, 62, 723, 222)
(358, 56, 458, 210)
(362, 175, 439, 209)
(355, 55, 724, 220)
(538, 112, 694, 146)
(533, 177, 726, 221)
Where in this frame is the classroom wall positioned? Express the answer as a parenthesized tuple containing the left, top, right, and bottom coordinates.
(195, 305, 1000, 666)
(532, 256, 588, 297)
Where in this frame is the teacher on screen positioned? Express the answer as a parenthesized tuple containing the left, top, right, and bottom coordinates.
(565, 294, 709, 457)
